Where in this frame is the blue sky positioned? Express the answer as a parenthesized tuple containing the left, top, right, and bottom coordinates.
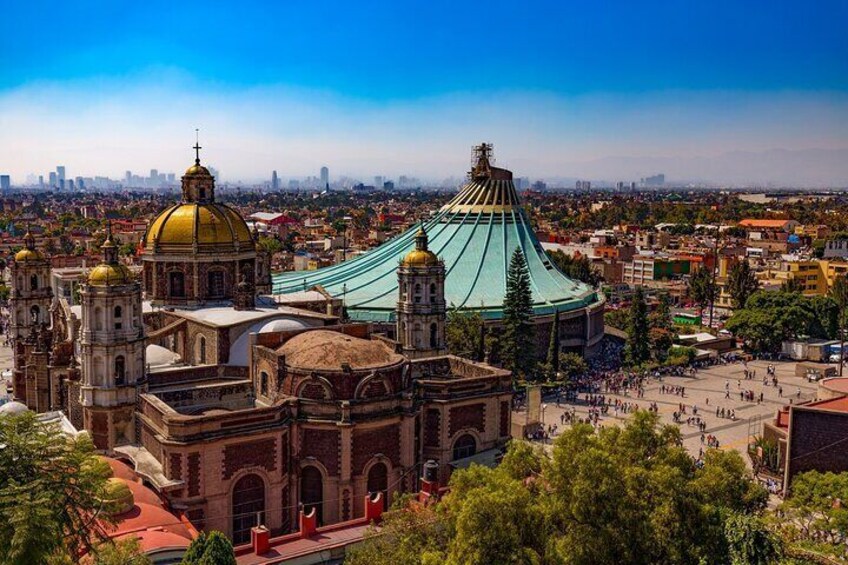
(1, 1, 847, 184)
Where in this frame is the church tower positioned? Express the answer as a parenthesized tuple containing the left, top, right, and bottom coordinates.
(79, 226, 146, 450)
(396, 226, 446, 358)
(9, 228, 53, 342)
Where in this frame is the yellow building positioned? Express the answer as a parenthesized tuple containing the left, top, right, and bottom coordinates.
(759, 260, 827, 295)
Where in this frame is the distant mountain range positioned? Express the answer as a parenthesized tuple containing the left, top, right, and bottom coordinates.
(551, 148, 848, 188)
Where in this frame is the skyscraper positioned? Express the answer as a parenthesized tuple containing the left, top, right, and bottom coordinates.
(320, 166, 329, 187)
(125, 171, 132, 185)
(0, 175, 10, 192)
(271, 170, 279, 191)
(56, 166, 65, 183)
(49, 171, 57, 188)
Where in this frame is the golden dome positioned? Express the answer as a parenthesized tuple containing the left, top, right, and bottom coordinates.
(14, 247, 44, 263)
(88, 263, 134, 286)
(402, 248, 440, 267)
(144, 203, 254, 253)
(185, 163, 211, 176)
(402, 226, 439, 267)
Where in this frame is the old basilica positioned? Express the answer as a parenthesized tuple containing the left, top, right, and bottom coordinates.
(7, 147, 513, 544)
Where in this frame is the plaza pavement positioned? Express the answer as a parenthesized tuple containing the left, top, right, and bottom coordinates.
(538, 359, 823, 466)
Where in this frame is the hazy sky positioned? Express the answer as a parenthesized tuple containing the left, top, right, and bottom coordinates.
(1, 1, 847, 184)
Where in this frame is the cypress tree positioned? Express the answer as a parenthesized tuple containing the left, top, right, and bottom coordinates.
(546, 309, 560, 375)
(503, 247, 535, 379)
(626, 286, 651, 366)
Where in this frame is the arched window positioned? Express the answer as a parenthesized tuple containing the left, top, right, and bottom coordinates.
(367, 462, 388, 510)
(114, 355, 125, 385)
(30, 305, 40, 324)
(168, 271, 185, 299)
(414, 283, 421, 295)
(429, 283, 436, 301)
(300, 466, 323, 525)
(198, 336, 207, 365)
(260, 371, 269, 396)
(231, 474, 265, 546)
(94, 306, 103, 331)
(429, 323, 438, 348)
(114, 306, 122, 330)
(207, 270, 225, 299)
(30, 274, 38, 290)
(452, 434, 477, 461)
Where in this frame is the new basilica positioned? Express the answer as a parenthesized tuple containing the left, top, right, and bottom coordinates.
(7, 149, 512, 545)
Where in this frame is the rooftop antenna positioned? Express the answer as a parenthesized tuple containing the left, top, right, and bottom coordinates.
(193, 128, 202, 165)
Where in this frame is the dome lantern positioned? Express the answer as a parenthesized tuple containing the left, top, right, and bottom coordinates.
(181, 130, 215, 204)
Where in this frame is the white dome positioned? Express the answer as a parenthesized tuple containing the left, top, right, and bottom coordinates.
(146, 344, 182, 368)
(258, 318, 309, 334)
(0, 401, 29, 416)
(228, 316, 314, 366)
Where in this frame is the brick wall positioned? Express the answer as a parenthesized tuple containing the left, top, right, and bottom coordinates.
(500, 401, 510, 437)
(449, 403, 486, 436)
(352, 425, 401, 474)
(223, 438, 277, 480)
(425, 409, 440, 447)
(787, 408, 848, 486)
(187, 452, 201, 497)
(301, 428, 340, 476)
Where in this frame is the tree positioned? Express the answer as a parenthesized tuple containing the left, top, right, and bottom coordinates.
(350, 410, 768, 565)
(689, 266, 718, 317)
(0, 411, 116, 565)
(545, 309, 560, 376)
(445, 306, 485, 361)
(781, 277, 804, 294)
(547, 250, 602, 286)
(502, 248, 534, 379)
(91, 538, 152, 565)
(180, 531, 236, 565)
(725, 291, 839, 353)
(727, 260, 760, 309)
(780, 471, 848, 561)
(558, 351, 587, 382)
(257, 236, 283, 256)
(625, 286, 651, 366)
(831, 274, 848, 376)
(724, 512, 783, 565)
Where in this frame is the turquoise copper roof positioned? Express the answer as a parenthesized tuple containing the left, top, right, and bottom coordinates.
(273, 145, 600, 322)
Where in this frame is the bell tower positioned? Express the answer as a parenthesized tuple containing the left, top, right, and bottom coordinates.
(79, 226, 146, 450)
(9, 228, 53, 343)
(396, 226, 446, 358)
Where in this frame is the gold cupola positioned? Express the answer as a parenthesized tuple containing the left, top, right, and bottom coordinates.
(402, 225, 440, 267)
(88, 223, 133, 286)
(14, 228, 45, 263)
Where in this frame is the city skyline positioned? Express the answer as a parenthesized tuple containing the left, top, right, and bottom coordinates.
(1, 1, 847, 185)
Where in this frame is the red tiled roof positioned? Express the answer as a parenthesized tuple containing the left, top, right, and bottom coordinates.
(805, 396, 848, 413)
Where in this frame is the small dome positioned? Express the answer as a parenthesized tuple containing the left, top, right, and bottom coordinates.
(402, 225, 439, 267)
(102, 478, 135, 516)
(0, 400, 29, 416)
(402, 248, 439, 267)
(279, 330, 403, 371)
(185, 163, 212, 176)
(88, 263, 134, 286)
(14, 248, 45, 263)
